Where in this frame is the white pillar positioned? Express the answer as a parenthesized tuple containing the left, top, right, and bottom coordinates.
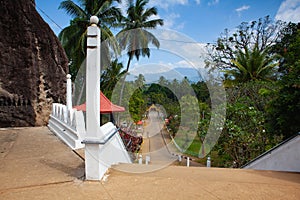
(187, 157, 190, 167)
(66, 74, 72, 110)
(145, 155, 150, 165)
(84, 16, 103, 180)
(207, 156, 211, 168)
(178, 154, 182, 162)
(138, 155, 143, 164)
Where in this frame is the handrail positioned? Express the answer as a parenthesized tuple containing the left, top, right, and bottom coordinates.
(81, 128, 120, 145)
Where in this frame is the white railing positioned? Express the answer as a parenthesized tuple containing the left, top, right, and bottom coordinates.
(48, 102, 132, 179)
(82, 122, 132, 179)
(48, 103, 86, 150)
(48, 17, 132, 180)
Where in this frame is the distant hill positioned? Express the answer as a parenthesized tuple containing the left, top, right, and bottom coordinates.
(173, 68, 204, 82)
(128, 67, 204, 83)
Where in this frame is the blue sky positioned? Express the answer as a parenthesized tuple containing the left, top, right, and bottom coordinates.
(35, 0, 300, 42)
(35, 0, 300, 82)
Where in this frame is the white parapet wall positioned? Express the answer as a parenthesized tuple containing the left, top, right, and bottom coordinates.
(243, 133, 300, 172)
(48, 103, 132, 180)
(98, 122, 132, 166)
(48, 103, 86, 150)
(83, 122, 132, 180)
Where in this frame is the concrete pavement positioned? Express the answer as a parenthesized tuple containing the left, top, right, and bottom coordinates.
(141, 110, 177, 166)
(0, 127, 300, 199)
(141, 110, 204, 167)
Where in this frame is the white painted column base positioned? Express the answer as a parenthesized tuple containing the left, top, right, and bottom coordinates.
(85, 144, 106, 180)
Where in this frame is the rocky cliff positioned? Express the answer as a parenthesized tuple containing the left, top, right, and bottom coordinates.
(0, 0, 68, 127)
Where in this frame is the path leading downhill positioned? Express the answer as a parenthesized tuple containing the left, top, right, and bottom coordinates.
(141, 110, 176, 166)
(140, 110, 204, 167)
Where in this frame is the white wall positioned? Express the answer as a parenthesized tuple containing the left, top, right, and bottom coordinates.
(244, 134, 300, 172)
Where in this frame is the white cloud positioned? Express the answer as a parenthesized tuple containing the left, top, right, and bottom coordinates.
(129, 29, 209, 79)
(117, 0, 127, 15)
(208, 0, 219, 6)
(130, 63, 173, 75)
(118, 0, 189, 14)
(128, 29, 210, 82)
(149, 0, 189, 10)
(149, 0, 201, 9)
(119, 0, 201, 13)
(163, 13, 185, 30)
(153, 29, 207, 61)
(275, 0, 300, 23)
(148, 13, 162, 21)
(235, 5, 250, 13)
(176, 22, 185, 30)
(163, 13, 180, 28)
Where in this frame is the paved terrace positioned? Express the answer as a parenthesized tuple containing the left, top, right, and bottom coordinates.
(0, 127, 299, 200)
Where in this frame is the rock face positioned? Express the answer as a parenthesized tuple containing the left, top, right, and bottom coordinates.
(0, 0, 68, 127)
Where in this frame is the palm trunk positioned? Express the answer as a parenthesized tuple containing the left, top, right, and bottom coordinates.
(117, 56, 132, 125)
(76, 78, 86, 106)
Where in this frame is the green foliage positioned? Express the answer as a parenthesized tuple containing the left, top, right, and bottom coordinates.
(192, 18, 300, 167)
(268, 23, 300, 138)
(179, 95, 199, 131)
(129, 88, 145, 122)
(191, 81, 210, 103)
(59, 0, 122, 78)
(129, 74, 147, 122)
(101, 59, 126, 99)
(220, 103, 266, 167)
(212, 82, 283, 167)
(116, 0, 163, 71)
(223, 45, 278, 86)
(197, 102, 210, 142)
(145, 82, 178, 105)
(115, 0, 163, 116)
(206, 16, 285, 86)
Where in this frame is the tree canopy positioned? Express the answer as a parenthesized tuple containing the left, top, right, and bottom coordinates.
(206, 16, 285, 86)
(268, 22, 300, 138)
(116, 0, 163, 72)
(58, 0, 122, 78)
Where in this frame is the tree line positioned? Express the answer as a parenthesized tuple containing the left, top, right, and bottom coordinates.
(58, 1, 299, 168)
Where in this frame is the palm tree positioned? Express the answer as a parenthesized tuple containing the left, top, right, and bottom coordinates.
(115, 0, 163, 124)
(224, 45, 278, 87)
(116, 0, 163, 72)
(58, 0, 122, 78)
(101, 59, 126, 98)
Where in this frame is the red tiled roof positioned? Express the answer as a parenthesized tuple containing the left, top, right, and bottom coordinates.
(136, 120, 143, 125)
(73, 91, 125, 113)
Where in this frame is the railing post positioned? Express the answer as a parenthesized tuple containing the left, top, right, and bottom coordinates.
(66, 74, 72, 111)
(84, 16, 103, 180)
(207, 156, 211, 168)
(145, 155, 150, 165)
(138, 154, 143, 164)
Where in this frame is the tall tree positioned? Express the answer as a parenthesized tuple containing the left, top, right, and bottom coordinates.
(115, 0, 163, 124)
(206, 16, 285, 85)
(134, 74, 146, 88)
(117, 0, 163, 72)
(223, 45, 278, 87)
(268, 22, 300, 138)
(101, 59, 126, 99)
(211, 81, 282, 167)
(58, 0, 122, 78)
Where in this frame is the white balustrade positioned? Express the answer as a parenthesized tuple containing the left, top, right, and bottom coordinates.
(48, 16, 132, 181)
(48, 103, 86, 150)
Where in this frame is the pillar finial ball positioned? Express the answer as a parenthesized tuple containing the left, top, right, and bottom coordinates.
(90, 16, 99, 25)
(66, 74, 71, 79)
